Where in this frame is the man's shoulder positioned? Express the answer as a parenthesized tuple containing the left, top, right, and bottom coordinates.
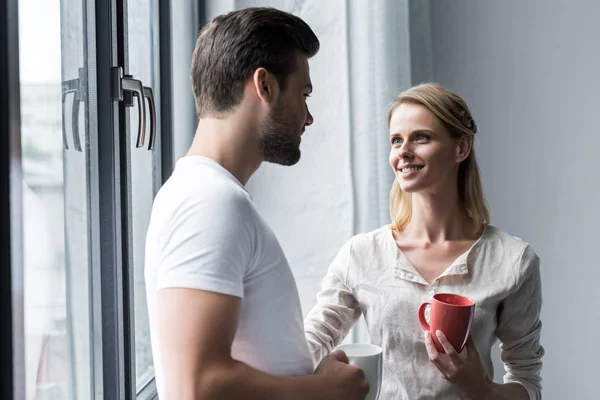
(157, 167, 252, 216)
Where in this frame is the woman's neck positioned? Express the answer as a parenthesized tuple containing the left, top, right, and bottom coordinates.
(403, 191, 474, 243)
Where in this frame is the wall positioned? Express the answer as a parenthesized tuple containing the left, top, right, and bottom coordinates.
(237, 1, 418, 340)
(171, 0, 201, 160)
(196, 0, 597, 397)
(243, 0, 357, 317)
(430, 0, 600, 398)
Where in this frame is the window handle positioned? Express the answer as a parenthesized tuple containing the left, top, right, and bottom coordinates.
(112, 67, 146, 148)
(71, 90, 82, 151)
(61, 88, 74, 150)
(61, 68, 86, 152)
(143, 86, 156, 150)
(122, 76, 146, 148)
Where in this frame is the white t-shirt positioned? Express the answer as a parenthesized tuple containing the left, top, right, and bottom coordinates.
(145, 156, 314, 398)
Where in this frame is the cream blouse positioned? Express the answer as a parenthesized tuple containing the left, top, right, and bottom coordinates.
(304, 224, 544, 399)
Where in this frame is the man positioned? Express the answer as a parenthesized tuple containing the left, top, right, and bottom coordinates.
(144, 7, 370, 400)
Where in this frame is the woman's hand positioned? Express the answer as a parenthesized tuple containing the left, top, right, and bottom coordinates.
(424, 330, 493, 399)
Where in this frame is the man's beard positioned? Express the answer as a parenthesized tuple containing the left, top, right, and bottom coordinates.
(259, 100, 301, 166)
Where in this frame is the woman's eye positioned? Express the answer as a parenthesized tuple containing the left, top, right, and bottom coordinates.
(416, 134, 429, 142)
(391, 137, 401, 145)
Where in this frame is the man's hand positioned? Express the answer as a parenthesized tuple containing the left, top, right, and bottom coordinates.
(314, 350, 370, 400)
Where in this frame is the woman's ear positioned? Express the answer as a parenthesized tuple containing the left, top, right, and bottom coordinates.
(456, 135, 473, 163)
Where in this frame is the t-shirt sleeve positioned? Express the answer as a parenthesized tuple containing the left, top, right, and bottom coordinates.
(155, 188, 254, 299)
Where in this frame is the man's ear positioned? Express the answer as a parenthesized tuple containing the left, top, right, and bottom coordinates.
(252, 67, 278, 104)
(456, 135, 473, 163)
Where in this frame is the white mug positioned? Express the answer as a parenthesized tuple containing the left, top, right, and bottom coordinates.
(336, 343, 382, 400)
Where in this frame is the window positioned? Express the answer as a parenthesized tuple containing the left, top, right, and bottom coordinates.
(2, 0, 189, 398)
(19, 0, 92, 398)
(127, 0, 161, 391)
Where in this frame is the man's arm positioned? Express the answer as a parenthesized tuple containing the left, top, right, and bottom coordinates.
(158, 288, 369, 400)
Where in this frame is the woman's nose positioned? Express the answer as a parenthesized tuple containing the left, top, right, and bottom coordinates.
(397, 146, 414, 160)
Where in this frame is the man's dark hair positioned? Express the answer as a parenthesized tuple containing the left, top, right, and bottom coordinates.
(191, 7, 320, 118)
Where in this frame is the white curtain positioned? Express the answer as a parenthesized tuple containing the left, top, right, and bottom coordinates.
(204, 0, 432, 344)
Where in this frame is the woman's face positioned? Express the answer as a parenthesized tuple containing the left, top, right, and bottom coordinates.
(388, 102, 470, 194)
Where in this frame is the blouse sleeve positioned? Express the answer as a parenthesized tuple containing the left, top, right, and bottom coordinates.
(495, 245, 545, 399)
(304, 239, 362, 366)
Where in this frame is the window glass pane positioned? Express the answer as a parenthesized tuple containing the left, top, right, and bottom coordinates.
(19, 0, 92, 398)
(128, 0, 161, 390)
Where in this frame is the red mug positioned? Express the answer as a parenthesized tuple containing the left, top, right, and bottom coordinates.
(418, 293, 475, 354)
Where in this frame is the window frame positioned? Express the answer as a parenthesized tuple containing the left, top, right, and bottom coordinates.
(89, 0, 128, 398)
(0, 0, 26, 398)
(1, 0, 201, 398)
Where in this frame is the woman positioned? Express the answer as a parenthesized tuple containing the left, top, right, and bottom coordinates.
(304, 83, 544, 399)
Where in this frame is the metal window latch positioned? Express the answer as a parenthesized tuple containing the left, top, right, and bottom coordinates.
(111, 66, 157, 150)
(61, 67, 86, 151)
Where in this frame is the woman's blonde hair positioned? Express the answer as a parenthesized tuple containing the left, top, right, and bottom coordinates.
(388, 83, 490, 235)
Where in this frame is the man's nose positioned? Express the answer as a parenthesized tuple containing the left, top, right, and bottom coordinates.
(305, 108, 314, 126)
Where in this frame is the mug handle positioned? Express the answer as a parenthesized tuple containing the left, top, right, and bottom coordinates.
(418, 301, 432, 331)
